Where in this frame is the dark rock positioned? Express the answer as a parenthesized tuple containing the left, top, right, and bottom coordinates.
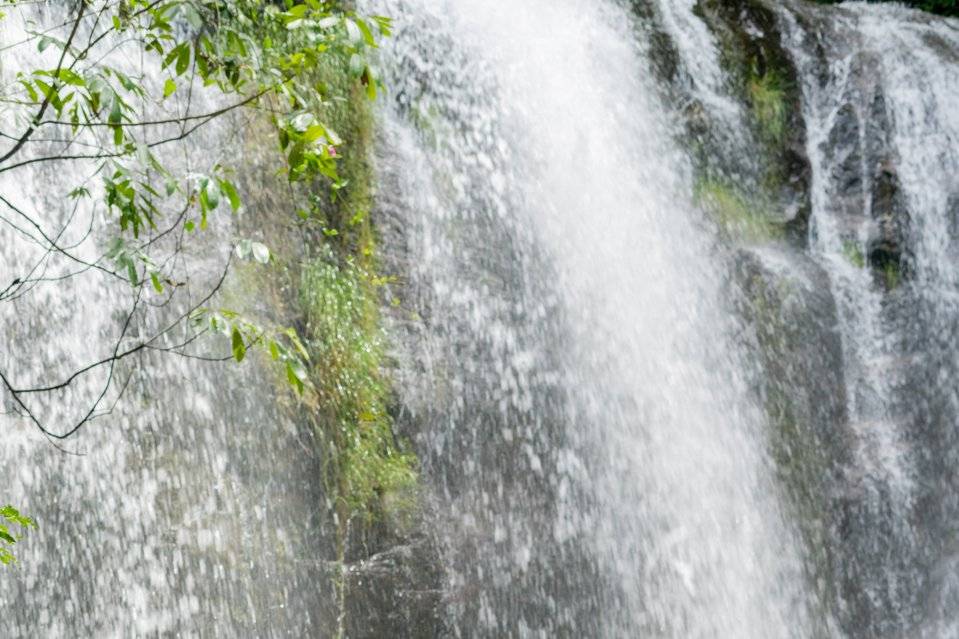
(344, 534, 447, 638)
(733, 245, 851, 630)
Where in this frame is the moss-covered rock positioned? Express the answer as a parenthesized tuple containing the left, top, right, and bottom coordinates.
(694, 177, 785, 242)
(695, 0, 813, 237)
(633, 0, 814, 245)
(228, 47, 442, 638)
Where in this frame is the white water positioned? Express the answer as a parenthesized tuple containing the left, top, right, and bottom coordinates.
(6, 0, 958, 636)
(653, 0, 745, 130)
(371, 0, 818, 635)
(0, 7, 335, 635)
(776, 3, 959, 634)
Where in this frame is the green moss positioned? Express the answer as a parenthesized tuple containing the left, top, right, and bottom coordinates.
(292, 51, 419, 526)
(301, 253, 418, 519)
(747, 66, 787, 143)
(883, 261, 901, 290)
(220, 24, 417, 638)
(309, 62, 377, 238)
(694, 178, 783, 242)
(841, 240, 866, 269)
(284, 53, 421, 638)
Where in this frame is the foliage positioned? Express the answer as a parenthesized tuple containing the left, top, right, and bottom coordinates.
(0, 506, 36, 565)
(841, 240, 866, 269)
(747, 66, 786, 143)
(695, 178, 783, 242)
(0, 1, 390, 441)
(214, 24, 418, 526)
(0, 0, 400, 570)
(882, 261, 901, 290)
(301, 253, 417, 520)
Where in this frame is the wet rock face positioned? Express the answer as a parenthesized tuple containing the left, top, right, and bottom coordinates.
(374, 78, 609, 633)
(637, 0, 959, 635)
(818, 52, 912, 287)
(734, 243, 924, 637)
(629, 0, 683, 84)
(697, 0, 813, 232)
(344, 532, 447, 638)
(635, 0, 815, 240)
(764, 3, 959, 635)
(734, 246, 850, 628)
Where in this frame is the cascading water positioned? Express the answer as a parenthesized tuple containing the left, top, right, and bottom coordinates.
(1, 7, 338, 635)
(370, 0, 819, 635)
(4, 0, 959, 637)
(774, 4, 959, 635)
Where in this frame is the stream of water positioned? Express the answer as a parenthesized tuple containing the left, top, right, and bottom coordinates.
(3, 0, 959, 637)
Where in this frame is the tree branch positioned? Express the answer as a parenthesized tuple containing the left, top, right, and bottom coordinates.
(0, 3, 86, 165)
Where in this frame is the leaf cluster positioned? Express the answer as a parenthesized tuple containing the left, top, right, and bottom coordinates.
(0, 505, 36, 566)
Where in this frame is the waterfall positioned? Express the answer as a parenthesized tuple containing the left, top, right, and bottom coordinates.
(0, 7, 338, 635)
(775, 3, 959, 635)
(371, 0, 817, 635)
(4, 0, 959, 636)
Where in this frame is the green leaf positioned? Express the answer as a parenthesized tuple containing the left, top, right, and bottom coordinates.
(302, 124, 326, 143)
(251, 242, 270, 264)
(234, 239, 252, 259)
(209, 312, 230, 336)
(108, 97, 123, 124)
(348, 53, 364, 77)
(56, 68, 85, 86)
(175, 44, 190, 76)
(199, 178, 220, 215)
(218, 179, 241, 212)
(180, 4, 203, 29)
(353, 18, 377, 47)
(150, 272, 164, 294)
(344, 19, 362, 43)
(373, 15, 393, 36)
(324, 125, 342, 146)
(363, 67, 377, 100)
(284, 4, 308, 19)
(286, 360, 306, 394)
(231, 327, 246, 362)
(163, 78, 176, 98)
(204, 181, 220, 210)
(286, 328, 310, 360)
(162, 45, 181, 70)
(18, 78, 38, 102)
(0, 506, 34, 529)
